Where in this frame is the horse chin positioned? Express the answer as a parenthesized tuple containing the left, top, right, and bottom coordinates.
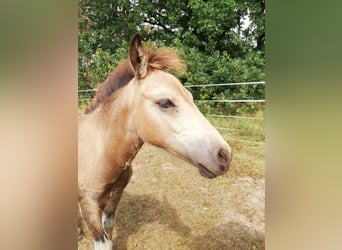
(197, 163, 217, 179)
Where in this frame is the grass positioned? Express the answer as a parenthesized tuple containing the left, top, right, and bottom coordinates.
(78, 105, 265, 249)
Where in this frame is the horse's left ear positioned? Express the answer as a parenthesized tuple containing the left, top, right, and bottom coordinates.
(129, 33, 148, 79)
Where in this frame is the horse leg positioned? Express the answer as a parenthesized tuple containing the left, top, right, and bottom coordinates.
(79, 197, 113, 250)
(101, 190, 126, 240)
(101, 165, 133, 241)
(101, 205, 118, 241)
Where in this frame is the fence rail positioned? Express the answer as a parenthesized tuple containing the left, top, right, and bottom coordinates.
(78, 81, 266, 92)
(185, 81, 265, 88)
(195, 99, 265, 103)
(206, 114, 263, 120)
(78, 81, 265, 145)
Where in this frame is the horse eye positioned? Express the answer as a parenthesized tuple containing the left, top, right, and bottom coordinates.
(156, 99, 175, 109)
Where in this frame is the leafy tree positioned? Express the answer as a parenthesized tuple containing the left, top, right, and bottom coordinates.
(78, 0, 265, 114)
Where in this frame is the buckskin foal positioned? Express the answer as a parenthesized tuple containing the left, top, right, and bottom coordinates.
(78, 33, 232, 250)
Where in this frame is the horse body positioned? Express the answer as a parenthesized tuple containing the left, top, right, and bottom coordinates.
(78, 34, 232, 249)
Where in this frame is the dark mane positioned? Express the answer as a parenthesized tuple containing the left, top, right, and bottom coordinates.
(84, 60, 134, 114)
(84, 46, 186, 114)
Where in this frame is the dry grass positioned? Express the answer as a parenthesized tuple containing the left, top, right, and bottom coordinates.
(78, 129, 265, 249)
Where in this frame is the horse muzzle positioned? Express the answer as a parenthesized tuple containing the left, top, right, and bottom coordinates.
(196, 147, 232, 179)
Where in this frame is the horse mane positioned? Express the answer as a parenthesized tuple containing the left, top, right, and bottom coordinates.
(84, 46, 187, 114)
(84, 60, 134, 114)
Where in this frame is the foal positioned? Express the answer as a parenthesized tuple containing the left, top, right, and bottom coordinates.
(78, 33, 232, 249)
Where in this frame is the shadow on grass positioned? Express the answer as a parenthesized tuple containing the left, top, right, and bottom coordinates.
(188, 222, 265, 250)
(113, 192, 191, 249)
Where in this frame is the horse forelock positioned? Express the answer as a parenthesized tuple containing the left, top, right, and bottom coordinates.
(84, 45, 187, 114)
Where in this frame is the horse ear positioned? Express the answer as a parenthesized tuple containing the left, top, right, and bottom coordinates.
(129, 33, 148, 79)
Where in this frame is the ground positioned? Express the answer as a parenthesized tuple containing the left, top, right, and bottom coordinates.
(78, 140, 264, 250)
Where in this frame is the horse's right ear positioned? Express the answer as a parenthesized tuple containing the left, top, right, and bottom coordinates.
(129, 33, 148, 79)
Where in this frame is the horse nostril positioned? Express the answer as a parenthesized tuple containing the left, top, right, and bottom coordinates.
(218, 148, 228, 163)
(217, 148, 231, 172)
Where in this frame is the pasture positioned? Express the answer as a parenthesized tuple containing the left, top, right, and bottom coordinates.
(78, 113, 265, 249)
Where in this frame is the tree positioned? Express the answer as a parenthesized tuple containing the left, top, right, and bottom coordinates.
(78, 0, 265, 114)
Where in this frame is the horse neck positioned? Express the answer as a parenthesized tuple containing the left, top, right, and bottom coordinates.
(101, 86, 143, 168)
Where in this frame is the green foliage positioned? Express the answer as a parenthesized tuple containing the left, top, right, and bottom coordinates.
(78, 0, 265, 115)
